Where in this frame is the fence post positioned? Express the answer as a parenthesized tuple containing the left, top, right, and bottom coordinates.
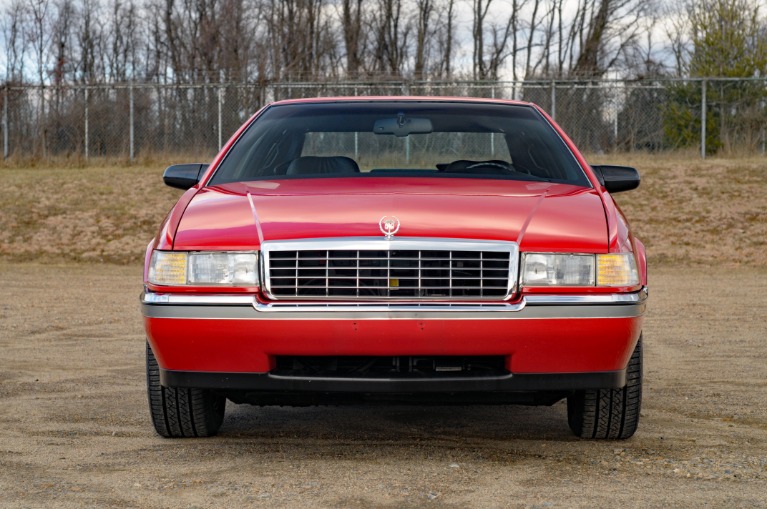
(490, 86, 496, 156)
(761, 100, 766, 155)
(129, 83, 135, 162)
(84, 86, 89, 160)
(218, 86, 224, 149)
(3, 85, 8, 159)
(701, 79, 707, 160)
(614, 94, 619, 151)
(40, 85, 47, 159)
(550, 81, 556, 121)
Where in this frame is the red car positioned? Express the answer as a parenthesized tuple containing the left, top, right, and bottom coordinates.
(142, 97, 647, 439)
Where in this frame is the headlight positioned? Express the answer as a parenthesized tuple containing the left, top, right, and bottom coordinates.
(148, 251, 259, 286)
(522, 252, 638, 287)
(522, 253, 595, 286)
(189, 252, 258, 285)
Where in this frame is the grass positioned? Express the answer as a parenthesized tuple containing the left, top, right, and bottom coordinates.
(1, 154, 765, 266)
(588, 153, 767, 267)
(0, 164, 182, 264)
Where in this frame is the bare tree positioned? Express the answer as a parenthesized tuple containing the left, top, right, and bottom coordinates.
(340, 0, 364, 77)
(27, 0, 51, 86)
(27, 0, 52, 155)
(162, 0, 184, 82)
(1, 0, 29, 82)
(413, 0, 433, 79)
(370, 0, 411, 77)
(0, 0, 670, 87)
(76, 0, 102, 83)
(429, 0, 456, 79)
(569, 0, 649, 78)
(264, 0, 333, 82)
(219, 0, 256, 83)
(523, 0, 542, 77)
(102, 0, 141, 82)
(442, 0, 455, 78)
(472, 0, 527, 80)
(472, 0, 490, 80)
(664, 7, 690, 77)
(50, 0, 75, 86)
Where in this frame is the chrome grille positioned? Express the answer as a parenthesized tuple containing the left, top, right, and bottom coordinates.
(262, 238, 518, 300)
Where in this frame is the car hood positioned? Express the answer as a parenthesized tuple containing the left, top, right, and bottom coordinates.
(172, 177, 608, 252)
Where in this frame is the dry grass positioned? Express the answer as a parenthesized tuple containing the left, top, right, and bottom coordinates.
(0, 164, 182, 264)
(1, 155, 765, 266)
(0, 151, 217, 171)
(589, 153, 767, 267)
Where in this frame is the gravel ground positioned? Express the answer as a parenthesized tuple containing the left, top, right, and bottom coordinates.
(0, 263, 765, 508)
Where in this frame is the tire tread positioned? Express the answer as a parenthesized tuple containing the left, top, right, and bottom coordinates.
(567, 335, 643, 440)
(145, 342, 225, 438)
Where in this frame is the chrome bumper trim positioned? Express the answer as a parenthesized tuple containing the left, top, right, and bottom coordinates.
(525, 287, 648, 305)
(141, 287, 647, 320)
(252, 301, 526, 313)
(142, 292, 256, 305)
(142, 287, 646, 308)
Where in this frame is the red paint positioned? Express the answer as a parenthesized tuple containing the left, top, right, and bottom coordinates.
(145, 315, 642, 374)
(172, 178, 609, 254)
(533, 104, 633, 256)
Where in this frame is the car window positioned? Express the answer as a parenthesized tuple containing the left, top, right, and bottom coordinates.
(302, 131, 511, 172)
(208, 102, 590, 187)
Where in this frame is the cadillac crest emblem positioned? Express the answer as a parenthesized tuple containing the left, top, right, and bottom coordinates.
(379, 216, 400, 239)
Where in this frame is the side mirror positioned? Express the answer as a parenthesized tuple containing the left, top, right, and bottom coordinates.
(591, 165, 640, 193)
(163, 164, 209, 190)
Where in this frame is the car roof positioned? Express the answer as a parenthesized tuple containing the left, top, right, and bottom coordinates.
(267, 96, 536, 108)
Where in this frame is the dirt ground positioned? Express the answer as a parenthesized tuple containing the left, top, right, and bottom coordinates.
(0, 263, 765, 508)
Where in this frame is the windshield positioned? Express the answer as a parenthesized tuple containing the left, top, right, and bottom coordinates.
(208, 101, 590, 187)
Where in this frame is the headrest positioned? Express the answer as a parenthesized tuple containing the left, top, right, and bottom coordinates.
(286, 156, 360, 175)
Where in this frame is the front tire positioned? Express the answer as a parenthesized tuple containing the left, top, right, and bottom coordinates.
(146, 342, 226, 438)
(567, 334, 643, 439)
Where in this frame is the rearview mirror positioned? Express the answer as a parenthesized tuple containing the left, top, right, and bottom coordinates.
(163, 163, 209, 190)
(591, 165, 640, 193)
(374, 114, 433, 137)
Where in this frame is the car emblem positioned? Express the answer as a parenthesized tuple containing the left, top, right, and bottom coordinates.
(379, 216, 400, 239)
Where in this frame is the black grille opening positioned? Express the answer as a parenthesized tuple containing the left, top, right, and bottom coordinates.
(272, 356, 508, 378)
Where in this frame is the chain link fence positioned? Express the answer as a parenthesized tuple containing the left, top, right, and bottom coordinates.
(2, 79, 766, 161)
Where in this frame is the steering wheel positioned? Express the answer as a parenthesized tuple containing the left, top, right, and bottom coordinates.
(466, 161, 514, 172)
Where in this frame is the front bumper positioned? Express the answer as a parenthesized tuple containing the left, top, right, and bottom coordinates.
(142, 289, 646, 392)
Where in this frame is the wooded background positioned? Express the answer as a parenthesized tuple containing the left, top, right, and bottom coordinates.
(1, 0, 767, 159)
(5, 0, 767, 84)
